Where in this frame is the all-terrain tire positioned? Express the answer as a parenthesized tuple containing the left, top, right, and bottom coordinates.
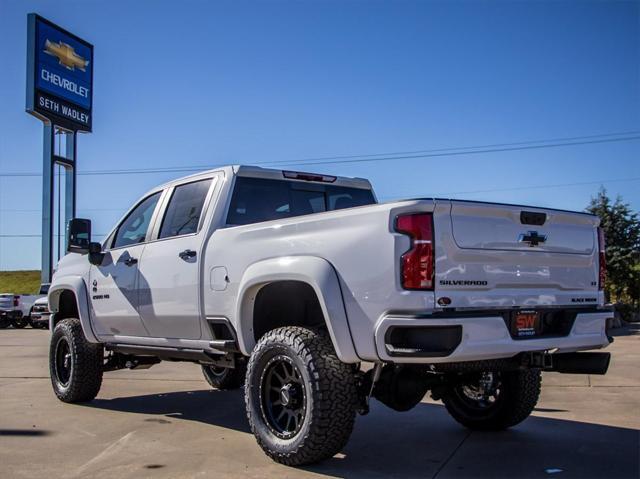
(442, 369, 541, 431)
(49, 318, 103, 403)
(202, 360, 246, 390)
(245, 327, 358, 466)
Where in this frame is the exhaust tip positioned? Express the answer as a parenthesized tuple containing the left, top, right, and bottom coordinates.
(552, 352, 611, 375)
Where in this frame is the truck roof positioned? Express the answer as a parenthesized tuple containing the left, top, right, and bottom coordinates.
(155, 165, 373, 192)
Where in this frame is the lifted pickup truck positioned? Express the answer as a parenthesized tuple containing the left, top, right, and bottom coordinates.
(48, 165, 613, 465)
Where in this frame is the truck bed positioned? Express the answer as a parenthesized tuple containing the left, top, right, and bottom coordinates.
(204, 197, 606, 362)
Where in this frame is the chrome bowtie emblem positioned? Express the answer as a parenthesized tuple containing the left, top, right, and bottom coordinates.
(518, 231, 547, 247)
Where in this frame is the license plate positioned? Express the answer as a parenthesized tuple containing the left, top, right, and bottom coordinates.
(511, 310, 540, 338)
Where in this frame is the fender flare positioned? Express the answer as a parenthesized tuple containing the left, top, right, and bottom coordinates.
(48, 276, 99, 343)
(235, 256, 360, 363)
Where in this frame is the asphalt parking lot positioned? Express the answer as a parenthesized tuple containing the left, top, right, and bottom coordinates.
(1, 326, 638, 479)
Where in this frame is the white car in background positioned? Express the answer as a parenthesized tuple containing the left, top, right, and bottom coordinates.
(29, 296, 51, 329)
(0, 284, 49, 329)
(0, 294, 21, 328)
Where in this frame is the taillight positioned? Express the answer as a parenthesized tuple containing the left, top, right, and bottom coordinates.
(597, 227, 606, 290)
(396, 213, 434, 290)
(13, 296, 19, 307)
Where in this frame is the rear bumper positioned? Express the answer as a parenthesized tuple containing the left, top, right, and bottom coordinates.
(374, 310, 612, 364)
(0, 310, 22, 320)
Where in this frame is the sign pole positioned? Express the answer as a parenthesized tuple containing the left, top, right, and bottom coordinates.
(64, 131, 77, 254)
(41, 123, 54, 285)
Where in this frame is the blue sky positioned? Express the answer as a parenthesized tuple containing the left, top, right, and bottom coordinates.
(1, 0, 639, 271)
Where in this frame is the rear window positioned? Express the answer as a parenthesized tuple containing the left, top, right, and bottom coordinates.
(226, 177, 375, 226)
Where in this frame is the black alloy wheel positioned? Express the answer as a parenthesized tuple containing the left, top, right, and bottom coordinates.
(451, 371, 502, 413)
(54, 336, 72, 387)
(245, 326, 358, 466)
(260, 355, 307, 439)
(49, 318, 103, 403)
(201, 360, 246, 390)
(442, 369, 541, 431)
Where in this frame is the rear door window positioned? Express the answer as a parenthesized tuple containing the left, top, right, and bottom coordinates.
(158, 179, 213, 239)
(227, 177, 375, 225)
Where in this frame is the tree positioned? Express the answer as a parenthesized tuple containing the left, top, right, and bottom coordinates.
(586, 188, 640, 306)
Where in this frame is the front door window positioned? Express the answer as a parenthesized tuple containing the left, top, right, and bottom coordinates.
(112, 192, 161, 248)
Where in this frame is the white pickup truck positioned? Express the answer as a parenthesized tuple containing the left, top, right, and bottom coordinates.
(0, 284, 49, 328)
(48, 165, 613, 465)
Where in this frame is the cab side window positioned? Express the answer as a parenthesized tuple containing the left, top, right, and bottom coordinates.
(158, 179, 213, 239)
(226, 177, 376, 226)
(112, 192, 161, 248)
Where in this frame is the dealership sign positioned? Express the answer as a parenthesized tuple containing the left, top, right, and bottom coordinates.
(26, 14, 93, 131)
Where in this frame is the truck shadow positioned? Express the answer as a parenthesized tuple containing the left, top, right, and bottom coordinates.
(611, 322, 640, 337)
(85, 390, 639, 478)
(89, 389, 251, 434)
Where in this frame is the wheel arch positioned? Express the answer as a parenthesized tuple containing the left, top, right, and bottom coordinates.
(236, 256, 359, 363)
(48, 276, 99, 343)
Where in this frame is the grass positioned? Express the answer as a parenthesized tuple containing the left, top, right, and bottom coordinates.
(0, 271, 42, 294)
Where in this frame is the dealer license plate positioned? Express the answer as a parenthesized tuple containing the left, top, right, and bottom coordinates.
(511, 310, 541, 338)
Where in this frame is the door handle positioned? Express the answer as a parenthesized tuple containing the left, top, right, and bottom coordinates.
(179, 249, 197, 260)
(124, 257, 138, 267)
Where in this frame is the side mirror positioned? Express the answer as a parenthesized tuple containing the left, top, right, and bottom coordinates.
(88, 242, 104, 266)
(67, 218, 92, 254)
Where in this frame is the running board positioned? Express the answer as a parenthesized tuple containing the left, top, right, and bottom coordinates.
(108, 344, 226, 363)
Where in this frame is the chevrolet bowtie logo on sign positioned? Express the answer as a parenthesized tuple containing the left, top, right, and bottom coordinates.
(26, 14, 93, 132)
(43, 39, 89, 71)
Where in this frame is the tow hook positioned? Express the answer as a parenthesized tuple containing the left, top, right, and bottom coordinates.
(526, 351, 554, 369)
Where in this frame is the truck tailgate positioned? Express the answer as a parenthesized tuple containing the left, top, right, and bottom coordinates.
(450, 201, 596, 254)
(0, 294, 15, 311)
(434, 200, 602, 308)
